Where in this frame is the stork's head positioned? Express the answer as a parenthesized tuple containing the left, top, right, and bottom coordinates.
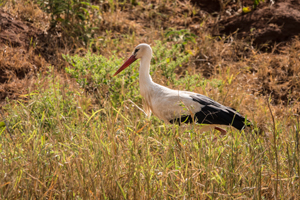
(113, 43, 152, 76)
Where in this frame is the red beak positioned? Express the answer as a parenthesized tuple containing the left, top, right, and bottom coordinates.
(113, 55, 137, 76)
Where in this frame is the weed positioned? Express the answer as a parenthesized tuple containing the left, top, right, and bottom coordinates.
(36, 0, 101, 43)
(165, 29, 196, 52)
(253, 0, 265, 9)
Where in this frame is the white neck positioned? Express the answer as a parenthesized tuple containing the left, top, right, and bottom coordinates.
(139, 53, 153, 97)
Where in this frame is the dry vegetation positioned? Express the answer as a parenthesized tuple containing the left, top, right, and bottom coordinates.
(0, 0, 300, 199)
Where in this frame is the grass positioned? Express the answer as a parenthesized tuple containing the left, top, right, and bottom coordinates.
(1, 67, 300, 199)
(1, 0, 300, 199)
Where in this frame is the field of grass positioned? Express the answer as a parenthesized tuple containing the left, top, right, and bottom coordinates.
(1, 0, 300, 199)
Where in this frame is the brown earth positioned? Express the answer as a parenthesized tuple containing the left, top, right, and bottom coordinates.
(217, 0, 300, 107)
(196, 0, 300, 107)
(1, 0, 300, 108)
(216, 0, 300, 48)
(0, 11, 41, 49)
(190, 0, 221, 13)
(0, 7, 73, 103)
(190, 0, 262, 14)
(0, 10, 46, 102)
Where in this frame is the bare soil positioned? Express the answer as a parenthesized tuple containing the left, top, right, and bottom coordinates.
(190, 0, 221, 13)
(193, 0, 300, 107)
(190, 0, 267, 14)
(0, 10, 45, 102)
(0, 11, 41, 49)
(216, 0, 300, 48)
(1, 0, 300, 108)
(0, 8, 71, 103)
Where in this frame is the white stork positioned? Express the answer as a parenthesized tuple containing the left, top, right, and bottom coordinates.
(114, 43, 251, 133)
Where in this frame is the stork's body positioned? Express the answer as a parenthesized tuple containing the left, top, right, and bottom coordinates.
(114, 44, 250, 131)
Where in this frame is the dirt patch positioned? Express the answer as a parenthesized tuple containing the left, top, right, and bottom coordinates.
(0, 10, 46, 102)
(190, 0, 267, 14)
(216, 0, 300, 48)
(199, 0, 300, 106)
(190, 0, 221, 13)
(241, 42, 300, 106)
(0, 11, 41, 49)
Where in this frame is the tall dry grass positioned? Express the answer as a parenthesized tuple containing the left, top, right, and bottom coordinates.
(1, 0, 300, 199)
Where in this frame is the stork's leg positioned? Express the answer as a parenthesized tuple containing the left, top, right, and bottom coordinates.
(196, 125, 228, 142)
(212, 126, 227, 142)
(214, 126, 227, 136)
(198, 125, 227, 136)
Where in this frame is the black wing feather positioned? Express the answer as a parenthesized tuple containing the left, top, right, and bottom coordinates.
(170, 94, 251, 130)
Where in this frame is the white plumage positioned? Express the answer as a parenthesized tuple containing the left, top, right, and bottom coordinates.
(114, 43, 250, 133)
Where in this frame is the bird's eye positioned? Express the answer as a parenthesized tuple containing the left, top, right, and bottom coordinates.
(134, 48, 140, 55)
